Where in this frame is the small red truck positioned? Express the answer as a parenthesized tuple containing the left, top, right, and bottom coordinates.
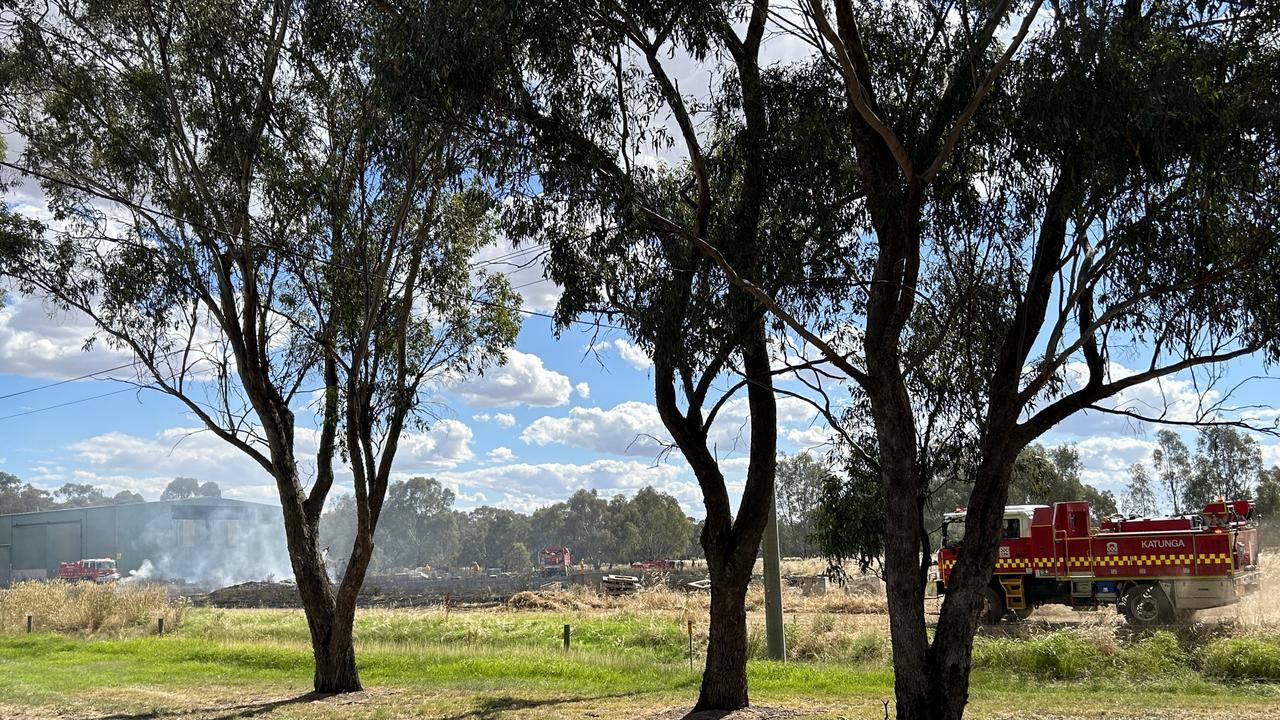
(538, 546, 571, 576)
(58, 558, 121, 583)
(935, 499, 1259, 625)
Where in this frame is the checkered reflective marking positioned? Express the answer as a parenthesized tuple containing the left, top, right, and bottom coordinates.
(939, 553, 1233, 572)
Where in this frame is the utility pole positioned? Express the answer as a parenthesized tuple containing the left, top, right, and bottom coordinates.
(763, 481, 785, 660)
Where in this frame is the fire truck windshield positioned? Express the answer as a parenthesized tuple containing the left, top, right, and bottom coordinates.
(942, 518, 965, 548)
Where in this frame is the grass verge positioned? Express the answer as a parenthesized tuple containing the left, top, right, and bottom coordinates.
(2, 607, 1280, 718)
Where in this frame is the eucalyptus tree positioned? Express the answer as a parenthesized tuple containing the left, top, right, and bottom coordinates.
(675, 1, 1280, 717)
(0, 0, 518, 691)
(1153, 429, 1193, 514)
(402, 0, 860, 709)
(1186, 427, 1262, 508)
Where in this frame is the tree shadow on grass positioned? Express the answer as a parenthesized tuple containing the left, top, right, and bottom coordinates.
(89, 691, 334, 720)
(436, 691, 642, 720)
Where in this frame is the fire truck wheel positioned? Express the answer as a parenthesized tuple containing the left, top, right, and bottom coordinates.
(980, 586, 1006, 624)
(1122, 584, 1173, 626)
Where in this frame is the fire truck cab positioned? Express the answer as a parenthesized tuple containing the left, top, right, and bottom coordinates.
(57, 558, 121, 583)
(936, 499, 1260, 625)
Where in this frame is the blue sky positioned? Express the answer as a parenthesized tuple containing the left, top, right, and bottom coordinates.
(3, 262, 1278, 519)
(3, 20, 1278, 518)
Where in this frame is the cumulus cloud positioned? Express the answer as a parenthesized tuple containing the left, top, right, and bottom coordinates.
(575, 382, 591, 399)
(785, 425, 834, 451)
(396, 419, 475, 471)
(521, 401, 669, 457)
(0, 296, 136, 380)
(473, 412, 517, 427)
(436, 459, 698, 513)
(52, 418, 476, 499)
(469, 241, 561, 314)
(487, 446, 516, 462)
(520, 395, 823, 459)
(58, 427, 274, 496)
(1044, 362, 1221, 437)
(1259, 441, 1280, 470)
(449, 349, 572, 407)
(611, 339, 652, 371)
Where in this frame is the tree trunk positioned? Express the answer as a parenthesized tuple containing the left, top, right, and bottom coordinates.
(875, 406, 930, 720)
(695, 554, 752, 712)
(279, 489, 365, 694)
(921, 449, 1018, 720)
(309, 606, 361, 693)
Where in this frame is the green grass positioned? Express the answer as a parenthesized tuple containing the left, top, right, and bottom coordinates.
(4, 608, 1280, 718)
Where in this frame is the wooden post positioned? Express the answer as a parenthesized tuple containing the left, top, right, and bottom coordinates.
(563, 623, 571, 650)
(158, 617, 164, 635)
(687, 619, 694, 670)
(26, 615, 32, 633)
(763, 482, 786, 661)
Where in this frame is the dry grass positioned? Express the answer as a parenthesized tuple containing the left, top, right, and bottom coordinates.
(508, 572, 886, 618)
(0, 580, 188, 636)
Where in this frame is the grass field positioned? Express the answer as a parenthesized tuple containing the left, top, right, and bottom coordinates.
(3, 596, 1280, 720)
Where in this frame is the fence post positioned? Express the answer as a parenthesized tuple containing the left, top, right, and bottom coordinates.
(563, 623, 571, 650)
(158, 617, 164, 636)
(687, 620, 694, 670)
(26, 615, 32, 633)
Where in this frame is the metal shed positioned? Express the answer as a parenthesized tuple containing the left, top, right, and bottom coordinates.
(0, 498, 287, 587)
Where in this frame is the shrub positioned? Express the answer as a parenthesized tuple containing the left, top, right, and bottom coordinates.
(1116, 631, 1188, 679)
(1201, 636, 1280, 681)
(973, 631, 1102, 679)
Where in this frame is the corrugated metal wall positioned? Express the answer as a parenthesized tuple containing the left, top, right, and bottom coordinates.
(0, 499, 282, 585)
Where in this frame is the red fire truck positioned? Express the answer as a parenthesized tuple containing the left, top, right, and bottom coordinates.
(58, 558, 121, 583)
(538, 546, 572, 576)
(935, 499, 1259, 625)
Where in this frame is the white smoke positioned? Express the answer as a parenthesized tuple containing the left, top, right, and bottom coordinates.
(122, 559, 156, 583)
(127, 505, 294, 589)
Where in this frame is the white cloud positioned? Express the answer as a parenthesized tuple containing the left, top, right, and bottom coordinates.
(521, 401, 668, 457)
(785, 425, 834, 451)
(1260, 442, 1280, 470)
(449, 349, 572, 407)
(58, 427, 274, 497)
(612, 339, 652, 371)
(469, 241, 561, 314)
(0, 295, 136, 380)
(1049, 435, 1158, 497)
(487, 446, 516, 462)
(50, 418, 476, 499)
(1042, 362, 1221, 438)
(520, 395, 824, 460)
(575, 382, 591, 399)
(473, 412, 517, 427)
(396, 419, 475, 471)
(437, 459, 697, 513)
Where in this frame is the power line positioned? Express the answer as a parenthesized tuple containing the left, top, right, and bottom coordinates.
(0, 348, 190, 401)
(0, 385, 139, 421)
(0, 159, 625, 332)
(0, 359, 140, 400)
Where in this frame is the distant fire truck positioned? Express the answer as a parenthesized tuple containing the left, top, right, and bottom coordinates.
(935, 499, 1259, 625)
(538, 546, 572, 576)
(58, 558, 121, 583)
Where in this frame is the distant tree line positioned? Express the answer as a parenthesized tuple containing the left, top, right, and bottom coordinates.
(1123, 427, 1280, 518)
(0, 473, 219, 514)
(320, 478, 702, 572)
